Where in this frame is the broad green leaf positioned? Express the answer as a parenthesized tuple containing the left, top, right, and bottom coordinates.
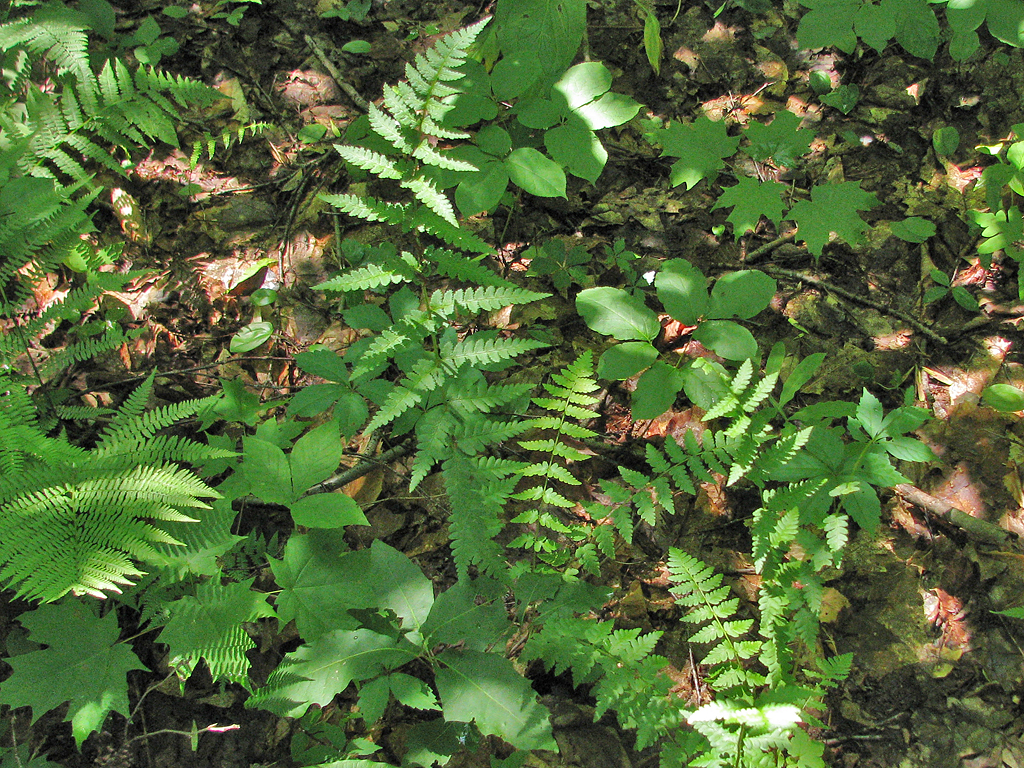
(644, 11, 663, 74)
(552, 61, 612, 110)
(495, 0, 586, 76)
(633, 361, 685, 419)
(230, 320, 274, 353)
(160, 578, 275, 688)
(0, 602, 146, 747)
(855, 0, 897, 53)
(693, 320, 759, 360)
(982, 383, 1024, 412)
(894, 0, 939, 59)
(254, 629, 411, 717)
(681, 359, 731, 410)
(779, 352, 826, 406)
(854, 389, 885, 438)
(597, 341, 659, 380)
(457, 159, 510, 216)
(504, 147, 567, 198)
(932, 125, 960, 156)
(741, 110, 813, 168)
(242, 436, 293, 506)
(517, 97, 564, 129)
(389, 672, 440, 710)
(787, 181, 878, 256)
(574, 91, 641, 130)
(576, 286, 660, 341)
(291, 493, 370, 528)
(404, 720, 478, 768)
(820, 84, 859, 114)
(343, 303, 391, 332)
(651, 116, 740, 189)
(296, 348, 349, 382)
(890, 217, 936, 243)
(708, 271, 777, 320)
(491, 54, 541, 100)
(883, 435, 936, 462)
(797, 3, 857, 52)
(477, 125, 512, 156)
(842, 482, 880, 531)
(545, 121, 606, 184)
(435, 650, 556, 750)
(291, 420, 343, 498)
(358, 676, 391, 725)
(421, 577, 509, 652)
(287, 383, 350, 418)
(713, 176, 787, 234)
(656, 258, 708, 324)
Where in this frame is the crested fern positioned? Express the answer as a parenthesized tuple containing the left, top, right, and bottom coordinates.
(322, 19, 490, 253)
(0, 371, 234, 601)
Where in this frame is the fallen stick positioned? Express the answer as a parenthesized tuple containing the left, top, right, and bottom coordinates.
(894, 483, 1013, 546)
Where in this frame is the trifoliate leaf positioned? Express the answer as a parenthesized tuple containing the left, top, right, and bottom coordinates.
(713, 176, 787, 235)
(0, 602, 146, 747)
(742, 110, 813, 168)
(650, 116, 740, 190)
(576, 286, 661, 341)
(787, 181, 878, 256)
(435, 650, 556, 750)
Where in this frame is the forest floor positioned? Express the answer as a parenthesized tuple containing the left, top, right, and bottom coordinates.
(18, 0, 1024, 766)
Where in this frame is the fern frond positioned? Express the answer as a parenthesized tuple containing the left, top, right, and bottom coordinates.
(444, 453, 509, 579)
(320, 192, 409, 225)
(334, 144, 407, 179)
(365, 357, 444, 433)
(428, 285, 549, 316)
(401, 175, 458, 225)
(441, 334, 547, 369)
(313, 253, 418, 293)
(403, 206, 492, 254)
(426, 247, 515, 288)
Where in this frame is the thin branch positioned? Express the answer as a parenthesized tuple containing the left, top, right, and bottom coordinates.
(894, 483, 1013, 546)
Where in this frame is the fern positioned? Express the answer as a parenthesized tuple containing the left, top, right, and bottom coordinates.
(189, 122, 273, 167)
(321, 18, 490, 253)
(0, 373, 233, 601)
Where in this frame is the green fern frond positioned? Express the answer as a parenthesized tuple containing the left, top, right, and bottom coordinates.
(365, 357, 444, 433)
(320, 192, 408, 225)
(314, 253, 418, 293)
(403, 207, 493, 254)
(426, 247, 515, 288)
(428, 285, 550, 316)
(334, 144, 407, 179)
(0, 6, 90, 81)
(189, 122, 271, 167)
(441, 334, 547, 369)
(444, 453, 510, 579)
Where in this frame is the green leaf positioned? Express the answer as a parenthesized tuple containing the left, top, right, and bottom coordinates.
(477, 125, 512, 156)
(890, 217, 936, 243)
(495, 0, 586, 76)
(854, 388, 886, 438)
(693, 320, 759, 360)
(504, 147, 567, 198)
(633, 361, 685, 419)
(574, 92, 642, 130)
(421, 577, 510, 652)
(0, 602, 146, 747)
(713, 176, 787, 234)
(842, 483, 881, 531)
(644, 11, 663, 74)
(576, 286, 661, 341)
(797, 2, 857, 52)
(983, 383, 1024, 412)
(820, 84, 860, 115)
(456, 159, 510, 216)
(787, 181, 878, 256)
(855, 0, 898, 53)
(242, 436, 293, 506)
(388, 672, 440, 710)
(342, 39, 372, 54)
(552, 61, 611, 110)
(894, 0, 940, 59)
(742, 110, 813, 168)
(290, 421, 344, 498)
(491, 54, 541, 100)
(291, 493, 370, 528)
(951, 285, 980, 312)
(707, 270, 777, 320)
(545, 121, 606, 184)
(230, 321, 274, 353)
(160, 578, 275, 688)
(651, 116, 740, 189)
(779, 352, 826, 406)
(932, 126, 960, 156)
(656, 259, 708, 324)
(597, 341, 659, 380)
(883, 435, 935, 462)
(435, 650, 556, 750)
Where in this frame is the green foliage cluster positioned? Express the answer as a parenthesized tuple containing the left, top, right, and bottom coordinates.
(0, 7, 953, 768)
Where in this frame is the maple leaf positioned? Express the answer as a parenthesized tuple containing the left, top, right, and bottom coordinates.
(786, 181, 878, 256)
(158, 578, 275, 689)
(713, 176, 787, 234)
(742, 110, 814, 168)
(649, 116, 740, 189)
(0, 601, 146, 747)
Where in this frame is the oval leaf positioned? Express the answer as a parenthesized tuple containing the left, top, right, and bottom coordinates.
(656, 259, 708, 324)
(708, 270, 777, 319)
(230, 321, 274, 353)
(597, 341, 658, 380)
(576, 287, 660, 341)
(504, 148, 566, 198)
(983, 383, 1024, 412)
(890, 217, 936, 243)
(693, 320, 759, 360)
(632, 361, 684, 419)
(291, 494, 369, 528)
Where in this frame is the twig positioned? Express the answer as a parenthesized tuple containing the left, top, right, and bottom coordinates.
(763, 266, 949, 346)
(894, 483, 1013, 546)
(742, 231, 796, 263)
(302, 33, 370, 113)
